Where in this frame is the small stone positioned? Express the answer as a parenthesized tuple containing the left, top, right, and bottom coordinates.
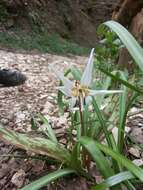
(1, 118, 9, 125)
(132, 159, 143, 166)
(129, 147, 140, 158)
(11, 169, 26, 188)
(59, 138, 67, 145)
(42, 101, 54, 114)
(129, 127, 143, 144)
(72, 130, 77, 136)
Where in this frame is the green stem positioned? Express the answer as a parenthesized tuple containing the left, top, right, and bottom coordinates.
(78, 96, 84, 136)
(118, 93, 139, 152)
(78, 96, 91, 169)
(92, 98, 113, 148)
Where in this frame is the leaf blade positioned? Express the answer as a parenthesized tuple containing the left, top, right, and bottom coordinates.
(21, 169, 75, 190)
(92, 171, 134, 190)
(79, 137, 114, 178)
(80, 137, 143, 182)
(104, 21, 143, 71)
(0, 124, 71, 163)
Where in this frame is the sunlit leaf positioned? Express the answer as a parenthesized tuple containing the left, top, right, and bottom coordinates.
(104, 21, 143, 71)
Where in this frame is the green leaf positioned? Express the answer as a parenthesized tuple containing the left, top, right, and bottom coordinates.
(39, 114, 57, 143)
(117, 72, 128, 152)
(71, 67, 82, 80)
(98, 67, 143, 94)
(31, 117, 38, 130)
(79, 137, 114, 178)
(70, 143, 81, 171)
(80, 137, 143, 182)
(70, 143, 90, 178)
(21, 169, 75, 190)
(104, 21, 143, 71)
(57, 89, 65, 114)
(92, 171, 134, 190)
(92, 98, 113, 148)
(0, 124, 71, 163)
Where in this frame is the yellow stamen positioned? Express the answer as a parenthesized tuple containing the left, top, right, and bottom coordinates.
(71, 81, 90, 98)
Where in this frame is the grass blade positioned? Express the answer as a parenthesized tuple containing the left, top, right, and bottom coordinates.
(98, 67, 143, 94)
(104, 21, 143, 71)
(80, 137, 114, 178)
(80, 137, 143, 182)
(57, 89, 65, 114)
(0, 124, 71, 163)
(21, 169, 75, 190)
(92, 171, 134, 190)
(39, 114, 57, 143)
(117, 72, 128, 152)
(92, 98, 113, 148)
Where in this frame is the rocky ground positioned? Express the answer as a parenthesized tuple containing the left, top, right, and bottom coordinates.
(0, 49, 87, 131)
(0, 49, 89, 189)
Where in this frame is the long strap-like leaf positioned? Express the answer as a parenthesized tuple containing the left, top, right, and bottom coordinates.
(21, 169, 75, 190)
(80, 137, 143, 182)
(104, 21, 143, 71)
(0, 124, 71, 163)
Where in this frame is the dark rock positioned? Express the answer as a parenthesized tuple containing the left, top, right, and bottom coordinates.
(0, 69, 26, 87)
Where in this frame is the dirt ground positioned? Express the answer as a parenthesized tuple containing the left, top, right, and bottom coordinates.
(0, 49, 143, 189)
(0, 49, 87, 130)
(0, 49, 90, 189)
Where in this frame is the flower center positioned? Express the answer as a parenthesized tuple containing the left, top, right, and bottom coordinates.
(71, 80, 90, 98)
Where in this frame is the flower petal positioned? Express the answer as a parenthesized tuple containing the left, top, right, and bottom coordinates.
(89, 89, 123, 96)
(49, 65, 73, 90)
(80, 48, 95, 86)
(69, 97, 77, 109)
(56, 86, 72, 97)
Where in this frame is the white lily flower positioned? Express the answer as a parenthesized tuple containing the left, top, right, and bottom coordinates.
(51, 48, 123, 110)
